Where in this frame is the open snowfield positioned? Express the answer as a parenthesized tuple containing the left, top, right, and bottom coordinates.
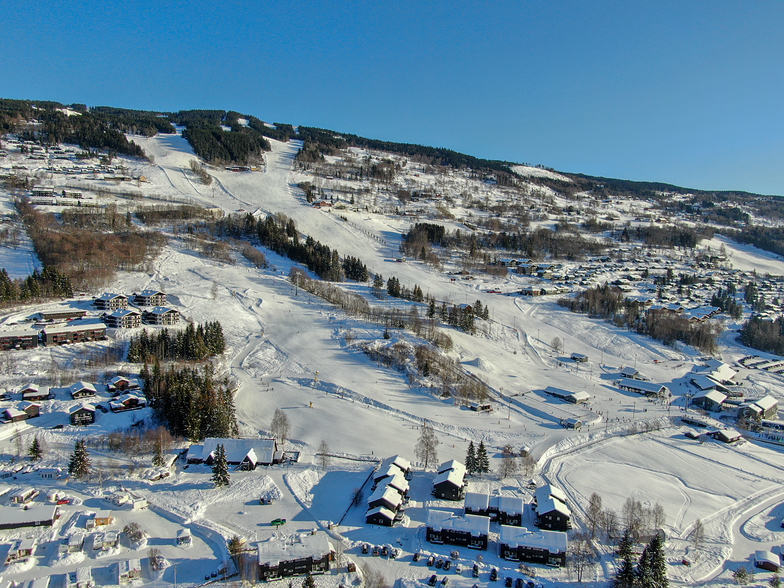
(1, 133, 784, 587)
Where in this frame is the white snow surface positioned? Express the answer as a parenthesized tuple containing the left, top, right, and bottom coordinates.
(1, 131, 784, 587)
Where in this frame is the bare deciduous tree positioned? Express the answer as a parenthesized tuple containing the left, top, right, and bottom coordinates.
(567, 531, 595, 583)
(317, 440, 331, 470)
(498, 444, 519, 479)
(415, 421, 439, 468)
(586, 493, 603, 539)
(270, 409, 290, 445)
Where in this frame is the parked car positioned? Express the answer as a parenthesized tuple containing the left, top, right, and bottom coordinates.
(505, 577, 513, 587)
(362, 544, 369, 554)
(450, 550, 460, 560)
(441, 578, 448, 586)
(95, 404, 108, 413)
(390, 548, 399, 559)
(489, 568, 498, 582)
(455, 563, 462, 574)
(435, 558, 444, 569)
(413, 552, 421, 562)
(472, 564, 479, 578)
(427, 556, 435, 567)
(515, 578, 524, 588)
(381, 545, 389, 557)
(270, 518, 286, 527)
(372, 546, 380, 557)
(443, 560, 452, 571)
(428, 575, 438, 587)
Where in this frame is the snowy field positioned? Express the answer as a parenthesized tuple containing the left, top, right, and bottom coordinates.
(0, 132, 783, 587)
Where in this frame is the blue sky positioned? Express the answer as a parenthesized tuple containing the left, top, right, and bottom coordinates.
(3, 1, 783, 195)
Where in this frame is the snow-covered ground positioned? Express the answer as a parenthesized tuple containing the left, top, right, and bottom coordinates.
(0, 133, 783, 587)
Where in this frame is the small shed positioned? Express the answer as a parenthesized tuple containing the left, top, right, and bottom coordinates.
(755, 550, 781, 572)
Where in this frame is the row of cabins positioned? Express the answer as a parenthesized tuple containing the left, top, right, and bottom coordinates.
(366, 456, 412, 527)
(257, 531, 333, 581)
(0, 319, 107, 350)
(94, 290, 167, 310)
(464, 492, 524, 526)
(424, 483, 571, 567)
(187, 438, 282, 470)
(101, 307, 181, 328)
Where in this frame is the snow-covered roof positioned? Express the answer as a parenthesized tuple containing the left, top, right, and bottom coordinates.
(433, 468, 465, 489)
(0, 505, 57, 526)
(618, 378, 667, 394)
(492, 495, 525, 516)
(366, 506, 395, 520)
(465, 492, 489, 511)
(755, 550, 781, 567)
(138, 289, 164, 297)
(43, 318, 106, 335)
(257, 532, 332, 567)
(537, 496, 571, 517)
(69, 403, 96, 414)
(367, 485, 403, 509)
(438, 459, 466, 476)
(3, 408, 25, 418)
(620, 367, 639, 378)
(96, 292, 126, 301)
(534, 484, 567, 505)
(694, 389, 727, 404)
(200, 438, 276, 465)
(499, 525, 567, 553)
(105, 308, 140, 318)
(146, 306, 177, 315)
(570, 391, 591, 403)
(69, 381, 97, 395)
(752, 395, 778, 412)
(377, 472, 408, 495)
(426, 510, 490, 536)
(695, 362, 737, 383)
(380, 454, 410, 473)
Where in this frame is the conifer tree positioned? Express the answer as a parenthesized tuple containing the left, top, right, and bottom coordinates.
(211, 444, 230, 487)
(302, 574, 316, 588)
(68, 438, 91, 479)
(647, 532, 668, 588)
(614, 529, 636, 588)
(28, 436, 42, 461)
(465, 441, 476, 475)
(476, 441, 490, 473)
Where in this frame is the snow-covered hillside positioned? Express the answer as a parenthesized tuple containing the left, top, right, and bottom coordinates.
(0, 130, 783, 588)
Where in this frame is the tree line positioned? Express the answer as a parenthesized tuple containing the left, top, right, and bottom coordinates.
(739, 315, 784, 355)
(403, 223, 609, 260)
(17, 199, 167, 289)
(0, 267, 73, 307)
(140, 362, 238, 441)
(559, 284, 721, 353)
(182, 125, 270, 165)
(127, 322, 225, 364)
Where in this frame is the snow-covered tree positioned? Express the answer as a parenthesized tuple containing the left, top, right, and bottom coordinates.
(647, 532, 668, 588)
(465, 441, 476, 474)
(28, 435, 42, 461)
(415, 421, 439, 468)
(613, 529, 635, 588)
(211, 444, 230, 487)
(476, 441, 490, 473)
(302, 573, 316, 588)
(68, 438, 91, 479)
